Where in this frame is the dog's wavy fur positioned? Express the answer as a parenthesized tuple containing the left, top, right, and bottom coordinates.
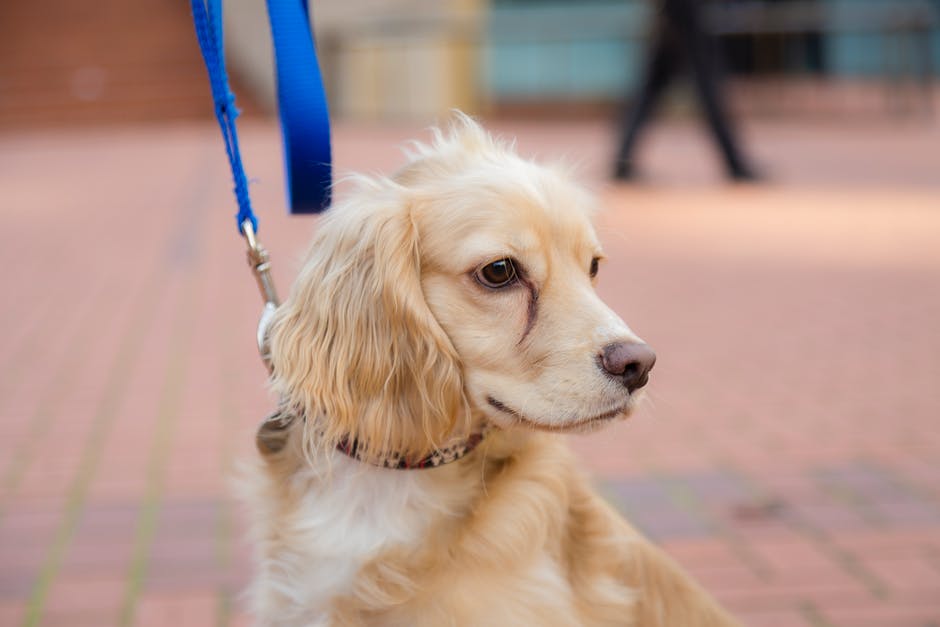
(268, 170, 467, 465)
(247, 115, 739, 626)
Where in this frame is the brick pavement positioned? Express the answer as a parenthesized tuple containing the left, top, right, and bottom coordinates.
(1, 117, 939, 626)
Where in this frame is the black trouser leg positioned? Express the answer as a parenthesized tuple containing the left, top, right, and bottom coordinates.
(683, 26, 753, 177)
(615, 29, 680, 169)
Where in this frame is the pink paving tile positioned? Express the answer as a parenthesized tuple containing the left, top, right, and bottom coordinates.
(730, 608, 814, 627)
(660, 538, 747, 568)
(40, 609, 119, 627)
(229, 609, 255, 627)
(683, 563, 766, 592)
(146, 536, 220, 574)
(870, 499, 940, 527)
(0, 601, 25, 626)
(135, 591, 219, 627)
(59, 538, 136, 577)
(748, 538, 845, 574)
(819, 599, 940, 627)
(832, 530, 940, 557)
(771, 565, 871, 593)
(43, 575, 127, 617)
(726, 522, 810, 545)
(717, 583, 875, 614)
(785, 501, 872, 533)
(860, 555, 940, 593)
(0, 507, 60, 597)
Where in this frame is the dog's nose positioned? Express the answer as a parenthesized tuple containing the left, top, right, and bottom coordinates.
(600, 342, 656, 393)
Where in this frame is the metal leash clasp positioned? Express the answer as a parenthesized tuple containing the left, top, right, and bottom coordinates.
(241, 219, 279, 372)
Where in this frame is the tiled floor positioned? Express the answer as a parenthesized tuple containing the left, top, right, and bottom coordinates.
(1, 115, 939, 626)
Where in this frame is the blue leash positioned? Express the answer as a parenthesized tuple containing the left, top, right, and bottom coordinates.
(190, 0, 332, 234)
(265, 0, 332, 214)
(191, 0, 331, 369)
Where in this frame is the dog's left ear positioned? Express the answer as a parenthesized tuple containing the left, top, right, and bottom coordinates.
(268, 190, 467, 463)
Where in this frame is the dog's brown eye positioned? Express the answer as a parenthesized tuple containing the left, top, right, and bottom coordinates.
(590, 257, 600, 278)
(477, 258, 517, 288)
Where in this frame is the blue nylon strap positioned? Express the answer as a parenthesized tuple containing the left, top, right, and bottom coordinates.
(191, 0, 332, 233)
(265, 0, 332, 213)
(190, 0, 258, 233)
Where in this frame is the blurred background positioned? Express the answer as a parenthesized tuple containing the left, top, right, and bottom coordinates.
(3, 0, 940, 123)
(1, 1, 939, 626)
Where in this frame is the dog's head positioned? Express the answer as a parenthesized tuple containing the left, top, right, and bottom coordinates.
(269, 115, 654, 462)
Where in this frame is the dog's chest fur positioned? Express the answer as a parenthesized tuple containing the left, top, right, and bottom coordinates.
(251, 453, 449, 620)
(248, 431, 639, 626)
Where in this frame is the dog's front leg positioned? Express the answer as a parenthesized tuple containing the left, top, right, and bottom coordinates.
(568, 484, 741, 627)
(618, 533, 741, 627)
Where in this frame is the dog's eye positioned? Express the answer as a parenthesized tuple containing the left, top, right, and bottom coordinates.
(476, 258, 517, 288)
(589, 257, 600, 278)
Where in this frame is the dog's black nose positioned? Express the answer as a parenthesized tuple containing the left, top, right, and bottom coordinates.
(600, 342, 656, 393)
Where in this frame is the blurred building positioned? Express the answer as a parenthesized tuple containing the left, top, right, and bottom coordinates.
(304, 0, 939, 119)
(0, 0, 261, 127)
(0, 0, 937, 127)
(224, 0, 485, 119)
(485, 0, 940, 113)
(229, 0, 940, 119)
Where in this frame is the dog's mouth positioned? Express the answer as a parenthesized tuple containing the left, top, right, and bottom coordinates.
(486, 396, 631, 433)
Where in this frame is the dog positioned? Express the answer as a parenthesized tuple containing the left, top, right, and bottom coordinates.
(246, 115, 739, 626)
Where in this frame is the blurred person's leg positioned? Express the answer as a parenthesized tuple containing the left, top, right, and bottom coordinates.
(613, 21, 681, 180)
(675, 0, 757, 180)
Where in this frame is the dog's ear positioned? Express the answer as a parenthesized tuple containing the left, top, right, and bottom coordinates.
(269, 188, 467, 463)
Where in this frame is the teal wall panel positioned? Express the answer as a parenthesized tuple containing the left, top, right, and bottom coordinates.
(485, 0, 939, 101)
(486, 1, 650, 100)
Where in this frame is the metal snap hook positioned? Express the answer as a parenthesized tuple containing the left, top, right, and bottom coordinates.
(241, 219, 279, 372)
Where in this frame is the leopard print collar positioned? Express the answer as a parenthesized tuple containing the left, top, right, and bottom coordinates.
(257, 408, 492, 470)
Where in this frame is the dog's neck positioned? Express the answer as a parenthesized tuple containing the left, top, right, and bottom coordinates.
(257, 407, 495, 470)
(335, 422, 495, 470)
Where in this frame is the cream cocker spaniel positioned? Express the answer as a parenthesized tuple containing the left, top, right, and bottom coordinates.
(247, 115, 739, 627)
